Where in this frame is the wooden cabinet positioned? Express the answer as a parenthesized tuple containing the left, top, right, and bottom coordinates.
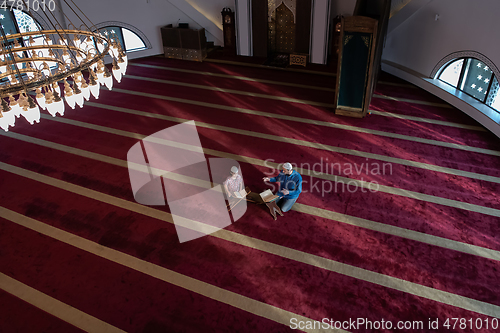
(161, 25, 207, 61)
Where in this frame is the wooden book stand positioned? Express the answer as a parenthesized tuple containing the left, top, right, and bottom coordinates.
(244, 187, 284, 220)
(226, 188, 249, 212)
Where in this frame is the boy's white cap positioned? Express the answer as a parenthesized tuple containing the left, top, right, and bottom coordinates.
(283, 162, 293, 170)
(231, 166, 239, 173)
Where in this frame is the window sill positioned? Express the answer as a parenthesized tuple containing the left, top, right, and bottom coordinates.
(382, 60, 500, 139)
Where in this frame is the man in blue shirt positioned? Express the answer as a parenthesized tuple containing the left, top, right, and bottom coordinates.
(262, 162, 302, 212)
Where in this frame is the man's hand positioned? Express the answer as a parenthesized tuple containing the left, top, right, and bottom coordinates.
(263, 177, 270, 182)
(282, 189, 289, 195)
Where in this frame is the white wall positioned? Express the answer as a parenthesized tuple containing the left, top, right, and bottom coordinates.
(234, 0, 252, 56)
(59, 0, 232, 59)
(310, 0, 331, 64)
(383, 0, 500, 78)
(330, 0, 356, 17)
(185, 0, 231, 28)
(382, 0, 500, 136)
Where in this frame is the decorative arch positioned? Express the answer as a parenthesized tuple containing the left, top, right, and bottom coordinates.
(92, 21, 152, 50)
(268, 0, 296, 23)
(431, 50, 500, 81)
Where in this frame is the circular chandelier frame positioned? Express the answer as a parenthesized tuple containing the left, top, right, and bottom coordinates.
(0, 30, 111, 95)
(0, 0, 128, 131)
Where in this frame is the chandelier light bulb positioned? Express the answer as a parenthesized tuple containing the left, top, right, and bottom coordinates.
(8, 95, 22, 118)
(47, 91, 65, 116)
(73, 84, 84, 108)
(65, 93, 76, 109)
(103, 68, 113, 90)
(72, 35, 82, 49)
(63, 80, 76, 109)
(113, 69, 123, 83)
(18, 93, 28, 111)
(97, 40, 105, 53)
(81, 36, 92, 51)
(8, 74, 18, 85)
(81, 83, 91, 101)
(75, 52, 83, 63)
(96, 62, 106, 83)
(89, 74, 100, 100)
(52, 82, 61, 97)
(44, 90, 56, 117)
(112, 60, 122, 83)
(0, 99, 15, 131)
(79, 74, 91, 101)
(0, 110, 15, 131)
(27, 106, 41, 125)
(21, 95, 41, 125)
(62, 50, 71, 64)
(110, 42, 119, 58)
(116, 50, 125, 68)
(89, 82, 100, 100)
(36, 88, 47, 110)
(117, 54, 127, 76)
(41, 62, 50, 76)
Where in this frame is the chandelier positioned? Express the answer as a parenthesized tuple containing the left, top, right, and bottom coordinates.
(0, 0, 127, 131)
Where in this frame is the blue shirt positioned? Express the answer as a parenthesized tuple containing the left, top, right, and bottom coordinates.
(269, 170, 302, 199)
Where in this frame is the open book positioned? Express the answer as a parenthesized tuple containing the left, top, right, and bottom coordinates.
(259, 189, 279, 203)
(233, 189, 247, 199)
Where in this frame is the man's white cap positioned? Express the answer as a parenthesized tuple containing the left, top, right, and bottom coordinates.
(231, 166, 239, 173)
(283, 162, 293, 170)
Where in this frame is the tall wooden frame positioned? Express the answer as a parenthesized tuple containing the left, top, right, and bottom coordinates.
(335, 16, 378, 118)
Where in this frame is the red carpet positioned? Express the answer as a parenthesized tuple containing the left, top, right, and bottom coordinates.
(0, 56, 499, 332)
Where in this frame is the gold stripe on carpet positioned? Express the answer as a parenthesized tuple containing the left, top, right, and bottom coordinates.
(84, 103, 499, 183)
(107, 87, 500, 157)
(124, 75, 334, 108)
(1, 184, 499, 320)
(202, 58, 337, 76)
(0, 207, 342, 333)
(368, 110, 486, 131)
(4, 122, 500, 218)
(121, 68, 478, 130)
(129, 63, 335, 92)
(0, 272, 126, 333)
(4, 114, 500, 216)
(123, 73, 453, 110)
(373, 93, 453, 108)
(1, 131, 500, 262)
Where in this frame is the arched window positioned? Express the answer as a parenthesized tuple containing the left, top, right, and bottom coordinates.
(100, 26, 147, 53)
(0, 9, 40, 36)
(437, 57, 500, 113)
(0, 9, 44, 72)
(13, 9, 41, 34)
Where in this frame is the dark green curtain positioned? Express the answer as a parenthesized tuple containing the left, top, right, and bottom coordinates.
(337, 32, 372, 110)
